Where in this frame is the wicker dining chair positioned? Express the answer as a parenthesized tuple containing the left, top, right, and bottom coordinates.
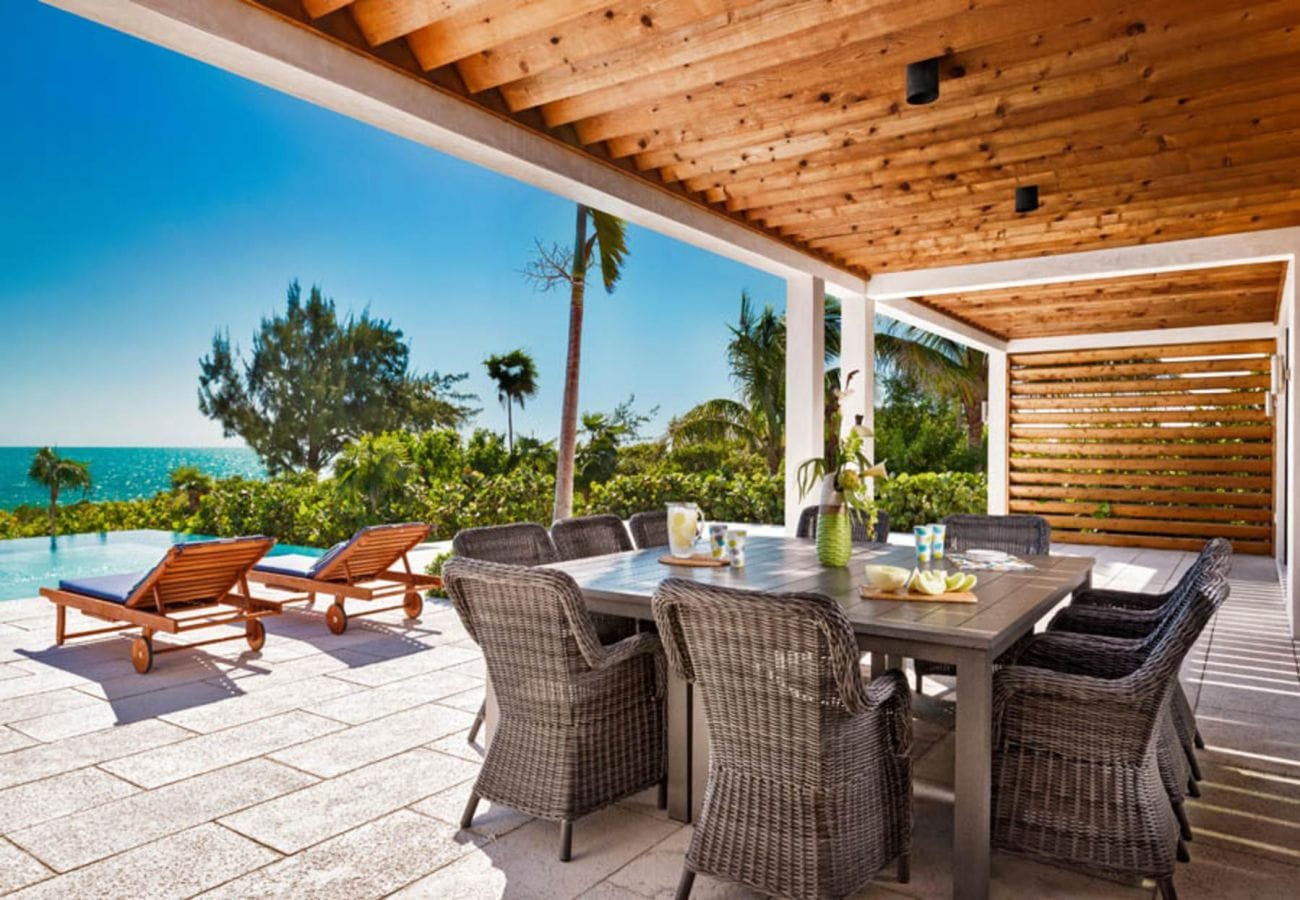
(1046, 538, 1232, 783)
(451, 521, 632, 743)
(913, 514, 1052, 691)
(551, 514, 634, 560)
(992, 577, 1229, 899)
(452, 522, 559, 567)
(443, 558, 666, 862)
(795, 505, 891, 543)
(628, 510, 669, 549)
(652, 578, 912, 900)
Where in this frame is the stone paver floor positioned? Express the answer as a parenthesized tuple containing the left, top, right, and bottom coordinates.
(0, 545, 1295, 898)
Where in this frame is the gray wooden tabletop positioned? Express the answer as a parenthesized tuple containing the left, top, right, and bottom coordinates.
(549, 535, 1093, 653)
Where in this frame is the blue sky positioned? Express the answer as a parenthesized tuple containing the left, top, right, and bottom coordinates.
(0, 1, 783, 448)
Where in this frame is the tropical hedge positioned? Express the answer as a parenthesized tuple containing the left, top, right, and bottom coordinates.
(0, 429, 986, 545)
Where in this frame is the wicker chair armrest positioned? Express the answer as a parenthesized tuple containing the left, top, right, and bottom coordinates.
(996, 664, 1131, 705)
(594, 631, 666, 697)
(994, 665, 1150, 761)
(1015, 631, 1146, 679)
(857, 668, 912, 757)
(1047, 604, 1163, 639)
(1071, 586, 1170, 611)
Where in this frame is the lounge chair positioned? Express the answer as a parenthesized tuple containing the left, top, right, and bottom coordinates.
(39, 535, 287, 674)
(248, 522, 438, 634)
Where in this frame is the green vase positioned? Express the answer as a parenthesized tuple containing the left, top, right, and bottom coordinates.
(816, 507, 853, 567)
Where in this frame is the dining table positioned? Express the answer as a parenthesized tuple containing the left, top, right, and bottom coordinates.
(482, 534, 1093, 900)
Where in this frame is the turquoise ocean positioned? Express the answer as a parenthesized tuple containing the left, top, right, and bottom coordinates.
(0, 447, 264, 510)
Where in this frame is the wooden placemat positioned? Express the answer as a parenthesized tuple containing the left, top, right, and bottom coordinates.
(860, 586, 977, 604)
(659, 554, 730, 568)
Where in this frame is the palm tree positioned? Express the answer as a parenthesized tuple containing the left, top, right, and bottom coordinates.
(333, 432, 416, 520)
(169, 465, 214, 514)
(27, 447, 92, 536)
(874, 321, 988, 448)
(526, 204, 629, 520)
(483, 349, 539, 453)
(671, 293, 842, 474)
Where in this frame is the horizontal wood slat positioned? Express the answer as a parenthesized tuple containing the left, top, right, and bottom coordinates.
(1009, 340, 1274, 555)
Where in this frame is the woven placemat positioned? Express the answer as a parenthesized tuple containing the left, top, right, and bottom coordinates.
(658, 554, 730, 568)
(859, 586, 976, 604)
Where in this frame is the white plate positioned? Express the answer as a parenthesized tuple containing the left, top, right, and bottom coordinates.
(966, 549, 1011, 562)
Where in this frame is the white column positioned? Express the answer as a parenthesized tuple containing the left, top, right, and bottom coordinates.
(986, 349, 1009, 515)
(1279, 254, 1298, 638)
(840, 293, 877, 509)
(785, 274, 825, 534)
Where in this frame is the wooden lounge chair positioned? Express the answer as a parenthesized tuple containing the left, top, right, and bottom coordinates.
(248, 522, 438, 634)
(39, 536, 286, 674)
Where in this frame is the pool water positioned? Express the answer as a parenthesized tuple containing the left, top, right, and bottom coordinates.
(0, 530, 322, 601)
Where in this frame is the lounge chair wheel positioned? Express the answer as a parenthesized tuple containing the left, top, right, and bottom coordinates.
(246, 618, 266, 651)
(326, 602, 348, 635)
(131, 636, 154, 674)
(403, 591, 423, 619)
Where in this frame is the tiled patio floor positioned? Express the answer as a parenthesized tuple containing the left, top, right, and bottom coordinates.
(0, 545, 1295, 898)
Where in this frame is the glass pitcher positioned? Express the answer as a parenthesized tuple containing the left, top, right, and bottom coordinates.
(666, 502, 704, 558)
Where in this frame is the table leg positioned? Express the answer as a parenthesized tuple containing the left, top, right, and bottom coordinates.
(483, 674, 499, 747)
(667, 667, 693, 822)
(954, 648, 994, 900)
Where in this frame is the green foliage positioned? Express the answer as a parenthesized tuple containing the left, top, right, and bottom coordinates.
(875, 472, 987, 532)
(27, 447, 93, 535)
(483, 348, 539, 452)
(874, 373, 985, 475)
(198, 280, 476, 474)
(582, 469, 783, 525)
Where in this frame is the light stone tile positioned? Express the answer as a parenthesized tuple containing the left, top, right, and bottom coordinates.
(10, 679, 235, 742)
(8, 758, 315, 872)
(0, 718, 193, 791)
(442, 657, 487, 680)
(7, 824, 279, 900)
(100, 709, 345, 788)
(219, 748, 476, 854)
(328, 644, 482, 687)
(304, 670, 482, 725)
(439, 685, 487, 714)
(0, 837, 52, 894)
(0, 687, 102, 727)
(158, 673, 361, 733)
(595, 827, 753, 899)
(0, 724, 37, 754)
(392, 804, 679, 900)
(427, 730, 486, 763)
(0, 662, 33, 680)
(0, 766, 139, 832)
(0, 599, 52, 624)
(1173, 841, 1300, 899)
(269, 702, 475, 778)
(412, 778, 531, 839)
(199, 809, 479, 900)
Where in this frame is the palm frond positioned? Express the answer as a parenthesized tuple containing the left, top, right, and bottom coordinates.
(588, 209, 629, 293)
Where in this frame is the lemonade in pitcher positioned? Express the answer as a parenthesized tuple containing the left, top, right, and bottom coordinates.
(667, 502, 703, 558)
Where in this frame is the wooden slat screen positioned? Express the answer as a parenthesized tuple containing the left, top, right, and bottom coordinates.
(1008, 339, 1275, 555)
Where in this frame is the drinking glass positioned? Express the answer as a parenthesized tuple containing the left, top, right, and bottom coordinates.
(929, 523, 946, 560)
(914, 525, 933, 565)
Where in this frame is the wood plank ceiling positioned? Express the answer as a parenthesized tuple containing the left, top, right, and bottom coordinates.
(909, 261, 1289, 339)
(261, 0, 1300, 277)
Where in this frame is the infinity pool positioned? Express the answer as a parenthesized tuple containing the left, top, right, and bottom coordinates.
(0, 530, 322, 601)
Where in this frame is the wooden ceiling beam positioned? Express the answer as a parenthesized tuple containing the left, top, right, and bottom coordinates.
(349, 0, 483, 46)
(301, 0, 354, 17)
(404, 0, 610, 71)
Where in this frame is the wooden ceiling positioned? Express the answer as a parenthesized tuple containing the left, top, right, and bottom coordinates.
(260, 0, 1300, 277)
(910, 261, 1288, 339)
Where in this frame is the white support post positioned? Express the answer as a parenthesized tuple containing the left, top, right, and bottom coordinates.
(839, 292, 877, 488)
(986, 349, 1009, 515)
(785, 275, 826, 534)
(1279, 253, 1299, 638)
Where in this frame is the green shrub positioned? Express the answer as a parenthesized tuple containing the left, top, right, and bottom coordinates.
(876, 472, 987, 531)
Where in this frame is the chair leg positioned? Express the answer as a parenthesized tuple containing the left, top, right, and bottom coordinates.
(914, 670, 924, 694)
(658, 775, 668, 810)
(1187, 777, 1200, 798)
(55, 605, 66, 645)
(1173, 801, 1193, 842)
(1157, 876, 1179, 900)
(1177, 839, 1191, 863)
(559, 820, 573, 862)
(459, 792, 480, 830)
(897, 852, 910, 884)
(674, 870, 695, 900)
(467, 701, 485, 744)
(1194, 728, 1205, 750)
(1186, 746, 1204, 782)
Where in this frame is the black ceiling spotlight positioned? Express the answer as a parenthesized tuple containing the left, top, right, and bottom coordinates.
(1015, 184, 1040, 213)
(905, 58, 941, 106)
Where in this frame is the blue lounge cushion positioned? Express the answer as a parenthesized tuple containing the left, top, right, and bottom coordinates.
(59, 571, 148, 604)
(252, 553, 327, 579)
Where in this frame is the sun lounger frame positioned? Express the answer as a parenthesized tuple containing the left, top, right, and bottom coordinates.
(39, 537, 295, 673)
(247, 523, 441, 634)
